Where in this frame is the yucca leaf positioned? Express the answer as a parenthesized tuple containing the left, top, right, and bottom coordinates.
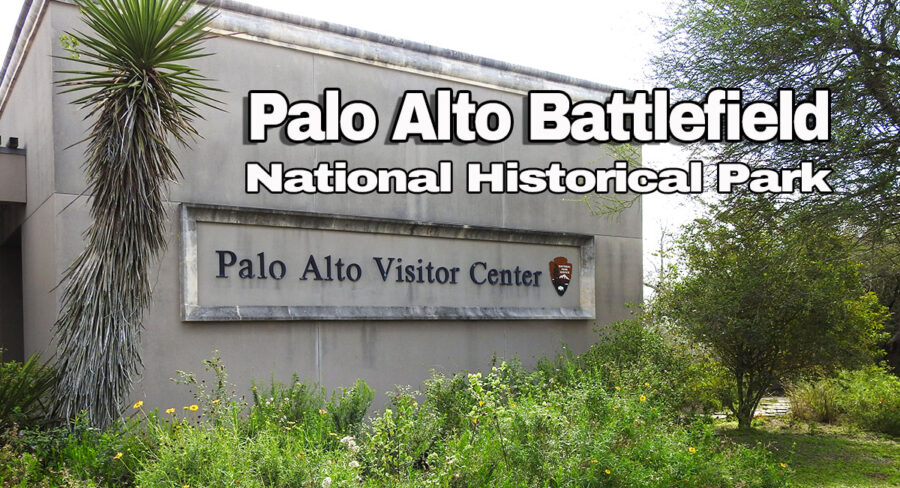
(52, 0, 221, 428)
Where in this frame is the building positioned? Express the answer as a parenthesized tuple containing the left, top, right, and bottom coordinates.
(0, 0, 642, 408)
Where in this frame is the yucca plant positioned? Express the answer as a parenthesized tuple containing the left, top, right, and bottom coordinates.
(53, 0, 220, 428)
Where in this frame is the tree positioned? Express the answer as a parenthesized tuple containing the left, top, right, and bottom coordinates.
(52, 0, 219, 427)
(654, 0, 899, 229)
(656, 204, 887, 429)
(654, 0, 900, 372)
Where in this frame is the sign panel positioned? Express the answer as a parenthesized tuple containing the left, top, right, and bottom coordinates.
(181, 204, 595, 321)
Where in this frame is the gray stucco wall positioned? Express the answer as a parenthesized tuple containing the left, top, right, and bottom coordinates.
(2, 0, 642, 410)
(0, 6, 59, 361)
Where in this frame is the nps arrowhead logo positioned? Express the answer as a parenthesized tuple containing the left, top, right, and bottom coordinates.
(548, 256, 573, 296)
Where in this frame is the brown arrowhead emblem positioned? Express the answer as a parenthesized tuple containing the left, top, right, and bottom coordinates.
(549, 256, 573, 296)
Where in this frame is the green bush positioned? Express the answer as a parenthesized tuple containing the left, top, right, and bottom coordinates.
(0, 352, 57, 430)
(581, 318, 731, 415)
(250, 374, 326, 426)
(787, 365, 900, 435)
(786, 378, 841, 424)
(0, 439, 96, 488)
(833, 366, 900, 435)
(364, 386, 442, 477)
(327, 378, 375, 436)
(3, 412, 149, 487)
(1, 350, 788, 487)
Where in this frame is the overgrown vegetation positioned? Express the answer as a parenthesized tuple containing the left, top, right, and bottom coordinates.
(788, 365, 900, 436)
(656, 205, 889, 429)
(0, 351, 57, 431)
(1, 333, 790, 487)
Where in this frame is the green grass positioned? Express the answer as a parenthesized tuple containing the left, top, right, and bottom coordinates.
(719, 418, 900, 487)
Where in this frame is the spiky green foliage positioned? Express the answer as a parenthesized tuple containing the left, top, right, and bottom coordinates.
(0, 351, 58, 429)
(53, 0, 219, 428)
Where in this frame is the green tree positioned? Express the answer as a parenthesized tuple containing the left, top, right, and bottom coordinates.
(52, 0, 220, 427)
(654, 0, 900, 372)
(657, 204, 887, 429)
(654, 0, 899, 228)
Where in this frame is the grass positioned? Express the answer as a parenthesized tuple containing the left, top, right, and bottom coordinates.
(719, 418, 900, 487)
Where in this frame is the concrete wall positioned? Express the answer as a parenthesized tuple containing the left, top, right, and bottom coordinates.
(2, 0, 643, 410)
(0, 4, 59, 360)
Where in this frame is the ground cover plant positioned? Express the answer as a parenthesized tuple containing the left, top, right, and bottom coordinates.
(0, 335, 790, 488)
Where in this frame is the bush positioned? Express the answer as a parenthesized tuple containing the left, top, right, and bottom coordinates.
(327, 378, 375, 436)
(786, 378, 841, 424)
(787, 365, 900, 435)
(250, 374, 326, 427)
(581, 318, 731, 415)
(2, 350, 788, 487)
(0, 352, 57, 429)
(833, 366, 900, 435)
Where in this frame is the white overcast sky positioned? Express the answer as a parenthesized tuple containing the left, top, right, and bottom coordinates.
(0, 0, 703, 295)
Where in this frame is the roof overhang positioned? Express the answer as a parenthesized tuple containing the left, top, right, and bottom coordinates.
(0, 0, 626, 115)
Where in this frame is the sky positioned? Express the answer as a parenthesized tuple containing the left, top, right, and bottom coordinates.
(0, 0, 703, 294)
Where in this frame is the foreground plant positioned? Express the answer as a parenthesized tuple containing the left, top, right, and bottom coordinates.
(53, 0, 219, 427)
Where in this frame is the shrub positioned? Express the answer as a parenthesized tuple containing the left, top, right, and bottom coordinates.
(363, 386, 442, 477)
(581, 318, 731, 415)
(250, 374, 326, 427)
(787, 365, 900, 435)
(327, 378, 374, 436)
(833, 366, 900, 435)
(786, 378, 841, 424)
(424, 371, 478, 431)
(0, 352, 57, 429)
(3, 350, 789, 487)
(3, 411, 149, 487)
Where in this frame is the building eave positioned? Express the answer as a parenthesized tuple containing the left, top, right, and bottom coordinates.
(0, 0, 629, 116)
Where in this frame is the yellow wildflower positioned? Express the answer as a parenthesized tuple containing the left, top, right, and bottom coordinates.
(189, 404, 199, 411)
(472, 417, 478, 425)
(211, 399, 220, 404)
(779, 463, 787, 468)
(644, 382, 650, 387)
(252, 386, 258, 391)
(688, 447, 696, 454)
(605, 469, 611, 475)
(640, 395, 646, 402)
(318, 409, 327, 415)
(165, 408, 175, 415)
(114, 452, 123, 460)
(591, 459, 598, 463)
(479, 400, 484, 406)
(613, 405, 618, 411)
(297, 452, 305, 457)
(132, 401, 143, 409)
(615, 386, 621, 391)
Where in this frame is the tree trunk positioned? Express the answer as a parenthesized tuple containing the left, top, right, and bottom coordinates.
(737, 395, 755, 430)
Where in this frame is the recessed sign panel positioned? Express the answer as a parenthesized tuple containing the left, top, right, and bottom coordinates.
(180, 204, 595, 321)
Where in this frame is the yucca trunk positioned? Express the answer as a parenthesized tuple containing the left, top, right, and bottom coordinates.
(53, 0, 219, 428)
